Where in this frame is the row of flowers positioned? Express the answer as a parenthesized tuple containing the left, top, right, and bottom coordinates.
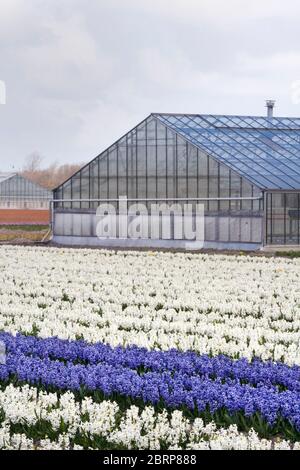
(1, 332, 300, 393)
(1, 341, 300, 434)
(0, 384, 298, 450)
(0, 246, 299, 365)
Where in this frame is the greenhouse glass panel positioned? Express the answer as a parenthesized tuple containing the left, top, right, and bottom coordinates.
(266, 192, 300, 245)
(53, 114, 263, 217)
(154, 114, 300, 190)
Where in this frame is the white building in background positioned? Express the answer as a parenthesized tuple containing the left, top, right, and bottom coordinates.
(0, 173, 52, 210)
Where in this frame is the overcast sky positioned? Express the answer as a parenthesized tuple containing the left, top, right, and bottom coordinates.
(1, 0, 300, 171)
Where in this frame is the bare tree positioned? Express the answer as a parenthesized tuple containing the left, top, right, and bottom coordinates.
(23, 153, 44, 173)
(22, 155, 83, 190)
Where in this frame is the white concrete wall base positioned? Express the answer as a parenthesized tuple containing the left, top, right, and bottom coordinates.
(53, 236, 262, 251)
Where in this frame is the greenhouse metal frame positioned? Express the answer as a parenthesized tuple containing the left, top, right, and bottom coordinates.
(53, 113, 300, 250)
(0, 173, 52, 210)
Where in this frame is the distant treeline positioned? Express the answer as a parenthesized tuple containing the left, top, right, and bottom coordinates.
(21, 154, 83, 190)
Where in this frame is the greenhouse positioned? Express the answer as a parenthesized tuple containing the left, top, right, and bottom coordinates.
(53, 112, 300, 250)
(0, 172, 52, 210)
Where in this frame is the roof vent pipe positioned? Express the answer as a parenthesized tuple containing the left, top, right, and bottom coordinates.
(266, 100, 275, 118)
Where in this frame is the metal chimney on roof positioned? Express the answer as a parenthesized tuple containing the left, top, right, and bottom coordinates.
(266, 100, 275, 118)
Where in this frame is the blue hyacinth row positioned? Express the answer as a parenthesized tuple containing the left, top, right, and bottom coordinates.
(0, 332, 299, 392)
(0, 333, 300, 431)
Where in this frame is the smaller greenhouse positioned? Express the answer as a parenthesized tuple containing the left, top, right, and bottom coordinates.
(53, 111, 300, 250)
(0, 173, 52, 210)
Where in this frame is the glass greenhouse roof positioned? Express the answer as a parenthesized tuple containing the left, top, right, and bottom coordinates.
(0, 173, 52, 197)
(154, 113, 300, 190)
(0, 172, 15, 184)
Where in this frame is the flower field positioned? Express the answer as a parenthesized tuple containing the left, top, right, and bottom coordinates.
(0, 245, 299, 450)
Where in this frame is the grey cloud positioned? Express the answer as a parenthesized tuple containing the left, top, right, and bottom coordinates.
(0, 0, 300, 171)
